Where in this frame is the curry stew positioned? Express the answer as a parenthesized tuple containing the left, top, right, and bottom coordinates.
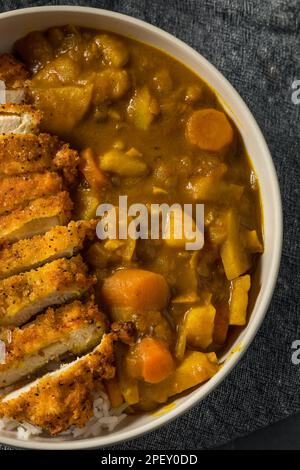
(14, 26, 263, 411)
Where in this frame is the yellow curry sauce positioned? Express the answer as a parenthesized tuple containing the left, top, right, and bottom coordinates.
(14, 25, 263, 410)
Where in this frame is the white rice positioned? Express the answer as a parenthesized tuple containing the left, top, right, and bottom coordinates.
(0, 390, 128, 441)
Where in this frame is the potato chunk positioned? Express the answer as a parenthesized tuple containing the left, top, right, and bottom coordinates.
(220, 209, 251, 280)
(33, 57, 80, 86)
(185, 304, 216, 349)
(94, 34, 129, 67)
(229, 274, 251, 325)
(169, 351, 219, 396)
(127, 86, 160, 130)
(243, 229, 263, 253)
(15, 32, 53, 72)
(163, 207, 203, 250)
(99, 148, 148, 177)
(31, 85, 93, 134)
(137, 350, 219, 408)
(92, 69, 130, 104)
(186, 175, 243, 203)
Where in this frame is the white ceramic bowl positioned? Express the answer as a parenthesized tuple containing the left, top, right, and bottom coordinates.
(0, 6, 282, 450)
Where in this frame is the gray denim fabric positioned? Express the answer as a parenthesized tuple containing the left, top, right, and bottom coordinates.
(0, 0, 299, 450)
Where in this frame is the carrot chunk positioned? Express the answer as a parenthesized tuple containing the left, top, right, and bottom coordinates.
(101, 269, 170, 315)
(186, 109, 233, 152)
(79, 148, 108, 190)
(128, 337, 175, 384)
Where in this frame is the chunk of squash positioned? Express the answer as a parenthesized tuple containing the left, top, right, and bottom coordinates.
(220, 209, 251, 280)
(229, 274, 251, 325)
(99, 148, 148, 177)
(185, 304, 216, 349)
(31, 84, 93, 135)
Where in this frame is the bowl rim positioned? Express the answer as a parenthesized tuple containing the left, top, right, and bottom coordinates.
(0, 4, 283, 450)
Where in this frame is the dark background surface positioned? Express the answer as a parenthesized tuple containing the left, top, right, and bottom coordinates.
(0, 0, 299, 450)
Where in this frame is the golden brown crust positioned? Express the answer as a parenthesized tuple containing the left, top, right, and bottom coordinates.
(0, 333, 117, 435)
(0, 172, 63, 216)
(0, 103, 42, 120)
(0, 219, 97, 280)
(0, 255, 96, 327)
(0, 133, 60, 176)
(0, 191, 73, 245)
(0, 133, 79, 180)
(0, 298, 107, 376)
(53, 143, 79, 185)
(0, 54, 29, 89)
(0, 104, 42, 134)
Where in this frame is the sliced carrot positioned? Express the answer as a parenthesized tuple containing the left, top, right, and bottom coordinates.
(79, 148, 108, 190)
(104, 376, 124, 408)
(186, 109, 233, 152)
(101, 269, 170, 314)
(128, 337, 175, 384)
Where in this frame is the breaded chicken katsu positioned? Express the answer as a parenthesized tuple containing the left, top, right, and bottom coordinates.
(0, 172, 63, 216)
(0, 133, 79, 182)
(0, 323, 134, 435)
(0, 104, 42, 134)
(0, 298, 107, 388)
(0, 54, 29, 89)
(0, 220, 97, 279)
(0, 48, 136, 439)
(0, 255, 96, 327)
(0, 191, 73, 244)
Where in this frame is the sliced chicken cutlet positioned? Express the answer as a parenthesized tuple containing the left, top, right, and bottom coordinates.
(0, 220, 97, 279)
(0, 133, 79, 183)
(0, 191, 73, 245)
(0, 172, 63, 216)
(0, 104, 42, 134)
(0, 255, 96, 327)
(0, 323, 134, 435)
(0, 298, 107, 388)
(0, 54, 29, 89)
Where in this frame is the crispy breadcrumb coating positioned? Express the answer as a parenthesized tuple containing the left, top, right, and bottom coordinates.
(0, 54, 29, 89)
(0, 191, 73, 244)
(0, 220, 97, 279)
(0, 104, 42, 134)
(0, 298, 107, 387)
(0, 134, 79, 182)
(0, 255, 96, 327)
(0, 323, 135, 435)
(0, 172, 63, 216)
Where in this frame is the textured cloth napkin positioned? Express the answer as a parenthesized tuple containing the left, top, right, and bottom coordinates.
(0, 0, 299, 451)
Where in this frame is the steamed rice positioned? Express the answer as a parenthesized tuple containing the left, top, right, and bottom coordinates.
(0, 390, 128, 440)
